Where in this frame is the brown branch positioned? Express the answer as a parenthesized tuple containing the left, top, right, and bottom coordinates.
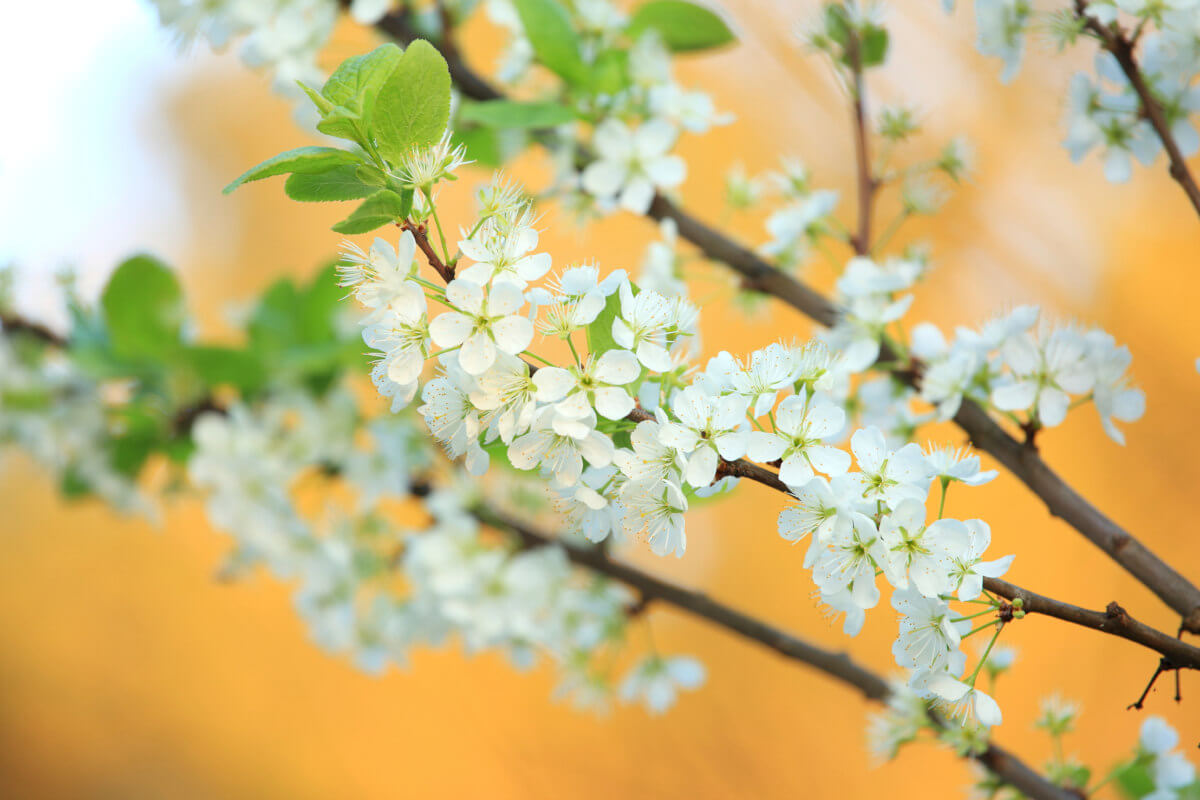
(0, 312, 68, 347)
(846, 30, 877, 256)
(1076, 0, 1200, 218)
(370, 12, 1200, 633)
(471, 502, 1076, 800)
(401, 221, 455, 282)
(984, 577, 1200, 670)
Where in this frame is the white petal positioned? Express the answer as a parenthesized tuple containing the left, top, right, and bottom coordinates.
(487, 283, 525, 317)
(445, 279, 484, 314)
(581, 160, 627, 198)
(684, 447, 718, 487)
(619, 176, 655, 214)
(533, 367, 575, 401)
(428, 312, 472, 347)
(459, 331, 497, 375)
(644, 154, 686, 188)
(807, 445, 850, 476)
(992, 380, 1037, 411)
(636, 341, 674, 372)
(778, 455, 815, 487)
(746, 431, 787, 463)
(491, 315, 534, 354)
(850, 426, 886, 473)
(594, 386, 635, 419)
(594, 349, 640, 384)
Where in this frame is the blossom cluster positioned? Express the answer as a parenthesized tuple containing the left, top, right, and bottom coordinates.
(151, 0, 345, 96)
(0, 323, 156, 517)
(487, 0, 732, 214)
(817, 249, 1146, 445)
(186, 387, 704, 714)
(948, 0, 1200, 183)
(338, 154, 1035, 727)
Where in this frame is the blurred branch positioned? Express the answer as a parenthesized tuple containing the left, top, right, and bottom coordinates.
(369, 9, 1200, 634)
(846, 29, 878, 256)
(0, 312, 67, 347)
(1075, 0, 1200, 218)
(469, 498, 1076, 800)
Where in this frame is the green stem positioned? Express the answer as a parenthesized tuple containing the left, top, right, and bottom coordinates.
(871, 209, 910, 254)
(961, 620, 999, 643)
(566, 336, 583, 368)
(966, 624, 1003, 685)
(426, 192, 452, 264)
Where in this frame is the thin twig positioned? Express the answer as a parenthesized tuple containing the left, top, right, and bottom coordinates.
(985, 578, 1200, 670)
(846, 29, 877, 256)
(471, 501, 1076, 800)
(1075, 0, 1200, 218)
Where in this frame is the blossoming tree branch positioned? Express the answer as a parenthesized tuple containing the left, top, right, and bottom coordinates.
(2, 1, 1199, 798)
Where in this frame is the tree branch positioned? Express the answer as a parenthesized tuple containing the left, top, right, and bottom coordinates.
(371, 11, 1200, 633)
(846, 29, 877, 256)
(985, 577, 1200, 670)
(469, 501, 1077, 800)
(0, 312, 68, 347)
(1075, 0, 1200, 218)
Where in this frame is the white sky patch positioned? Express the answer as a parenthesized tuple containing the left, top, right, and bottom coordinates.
(0, 0, 211, 326)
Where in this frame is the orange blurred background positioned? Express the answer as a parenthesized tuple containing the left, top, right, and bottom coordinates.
(2, 2, 1199, 797)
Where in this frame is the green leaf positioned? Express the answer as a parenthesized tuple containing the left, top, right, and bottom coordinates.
(458, 99, 576, 129)
(224, 147, 361, 194)
(308, 44, 406, 146)
(1114, 762, 1155, 799)
(322, 43, 403, 119)
(246, 266, 366, 393)
(860, 25, 889, 67)
(589, 49, 629, 94)
(186, 346, 266, 393)
(628, 1, 736, 52)
(513, 0, 588, 84)
(60, 467, 92, 499)
(109, 405, 164, 477)
(331, 189, 412, 234)
(585, 291, 623, 357)
(373, 40, 452, 166)
(822, 5, 888, 68)
(451, 126, 504, 168)
(284, 165, 377, 202)
(298, 81, 335, 115)
(315, 108, 366, 144)
(101, 255, 184, 361)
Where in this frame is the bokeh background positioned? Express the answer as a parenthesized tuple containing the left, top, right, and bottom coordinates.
(3, 1, 1199, 797)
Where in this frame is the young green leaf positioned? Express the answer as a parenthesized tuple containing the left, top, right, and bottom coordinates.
(284, 165, 377, 202)
(627, 1, 736, 52)
(186, 346, 267, 393)
(589, 49, 630, 95)
(373, 40, 452, 166)
(297, 81, 336, 115)
(859, 26, 889, 67)
(331, 189, 413, 234)
(315, 108, 366, 144)
(224, 147, 361, 194)
(101, 255, 185, 361)
(451, 126, 505, 168)
(322, 43, 403, 114)
(513, 0, 588, 84)
(585, 291, 623, 357)
(458, 100, 576, 129)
